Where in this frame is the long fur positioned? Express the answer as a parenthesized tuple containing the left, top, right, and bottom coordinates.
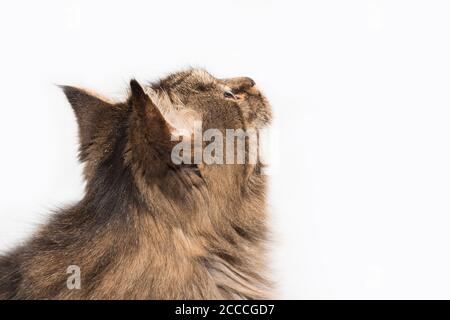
(0, 69, 272, 299)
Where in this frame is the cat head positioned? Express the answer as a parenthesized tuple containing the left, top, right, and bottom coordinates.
(62, 69, 272, 211)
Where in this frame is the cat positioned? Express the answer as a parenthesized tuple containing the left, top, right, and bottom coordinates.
(0, 69, 272, 299)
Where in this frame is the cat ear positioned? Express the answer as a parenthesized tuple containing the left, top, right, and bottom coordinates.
(128, 80, 179, 177)
(129, 79, 175, 143)
(60, 85, 114, 160)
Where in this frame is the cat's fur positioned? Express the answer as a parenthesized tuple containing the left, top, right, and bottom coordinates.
(0, 69, 272, 299)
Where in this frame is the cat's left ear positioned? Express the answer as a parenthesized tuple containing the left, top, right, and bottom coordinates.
(60, 85, 115, 162)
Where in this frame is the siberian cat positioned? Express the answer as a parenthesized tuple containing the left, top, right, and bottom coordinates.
(0, 69, 272, 299)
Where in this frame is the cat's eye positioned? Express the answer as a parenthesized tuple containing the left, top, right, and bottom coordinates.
(223, 90, 236, 99)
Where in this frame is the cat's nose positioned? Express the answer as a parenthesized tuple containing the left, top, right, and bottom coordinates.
(225, 77, 256, 93)
(241, 77, 256, 88)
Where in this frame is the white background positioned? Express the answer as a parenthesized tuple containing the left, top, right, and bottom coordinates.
(1, 0, 450, 299)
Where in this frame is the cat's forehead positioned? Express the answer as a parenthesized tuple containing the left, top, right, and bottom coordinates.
(157, 69, 216, 90)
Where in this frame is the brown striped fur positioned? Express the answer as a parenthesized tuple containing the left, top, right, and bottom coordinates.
(0, 69, 272, 299)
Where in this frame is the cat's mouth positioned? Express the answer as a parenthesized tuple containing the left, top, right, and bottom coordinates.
(242, 87, 273, 129)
